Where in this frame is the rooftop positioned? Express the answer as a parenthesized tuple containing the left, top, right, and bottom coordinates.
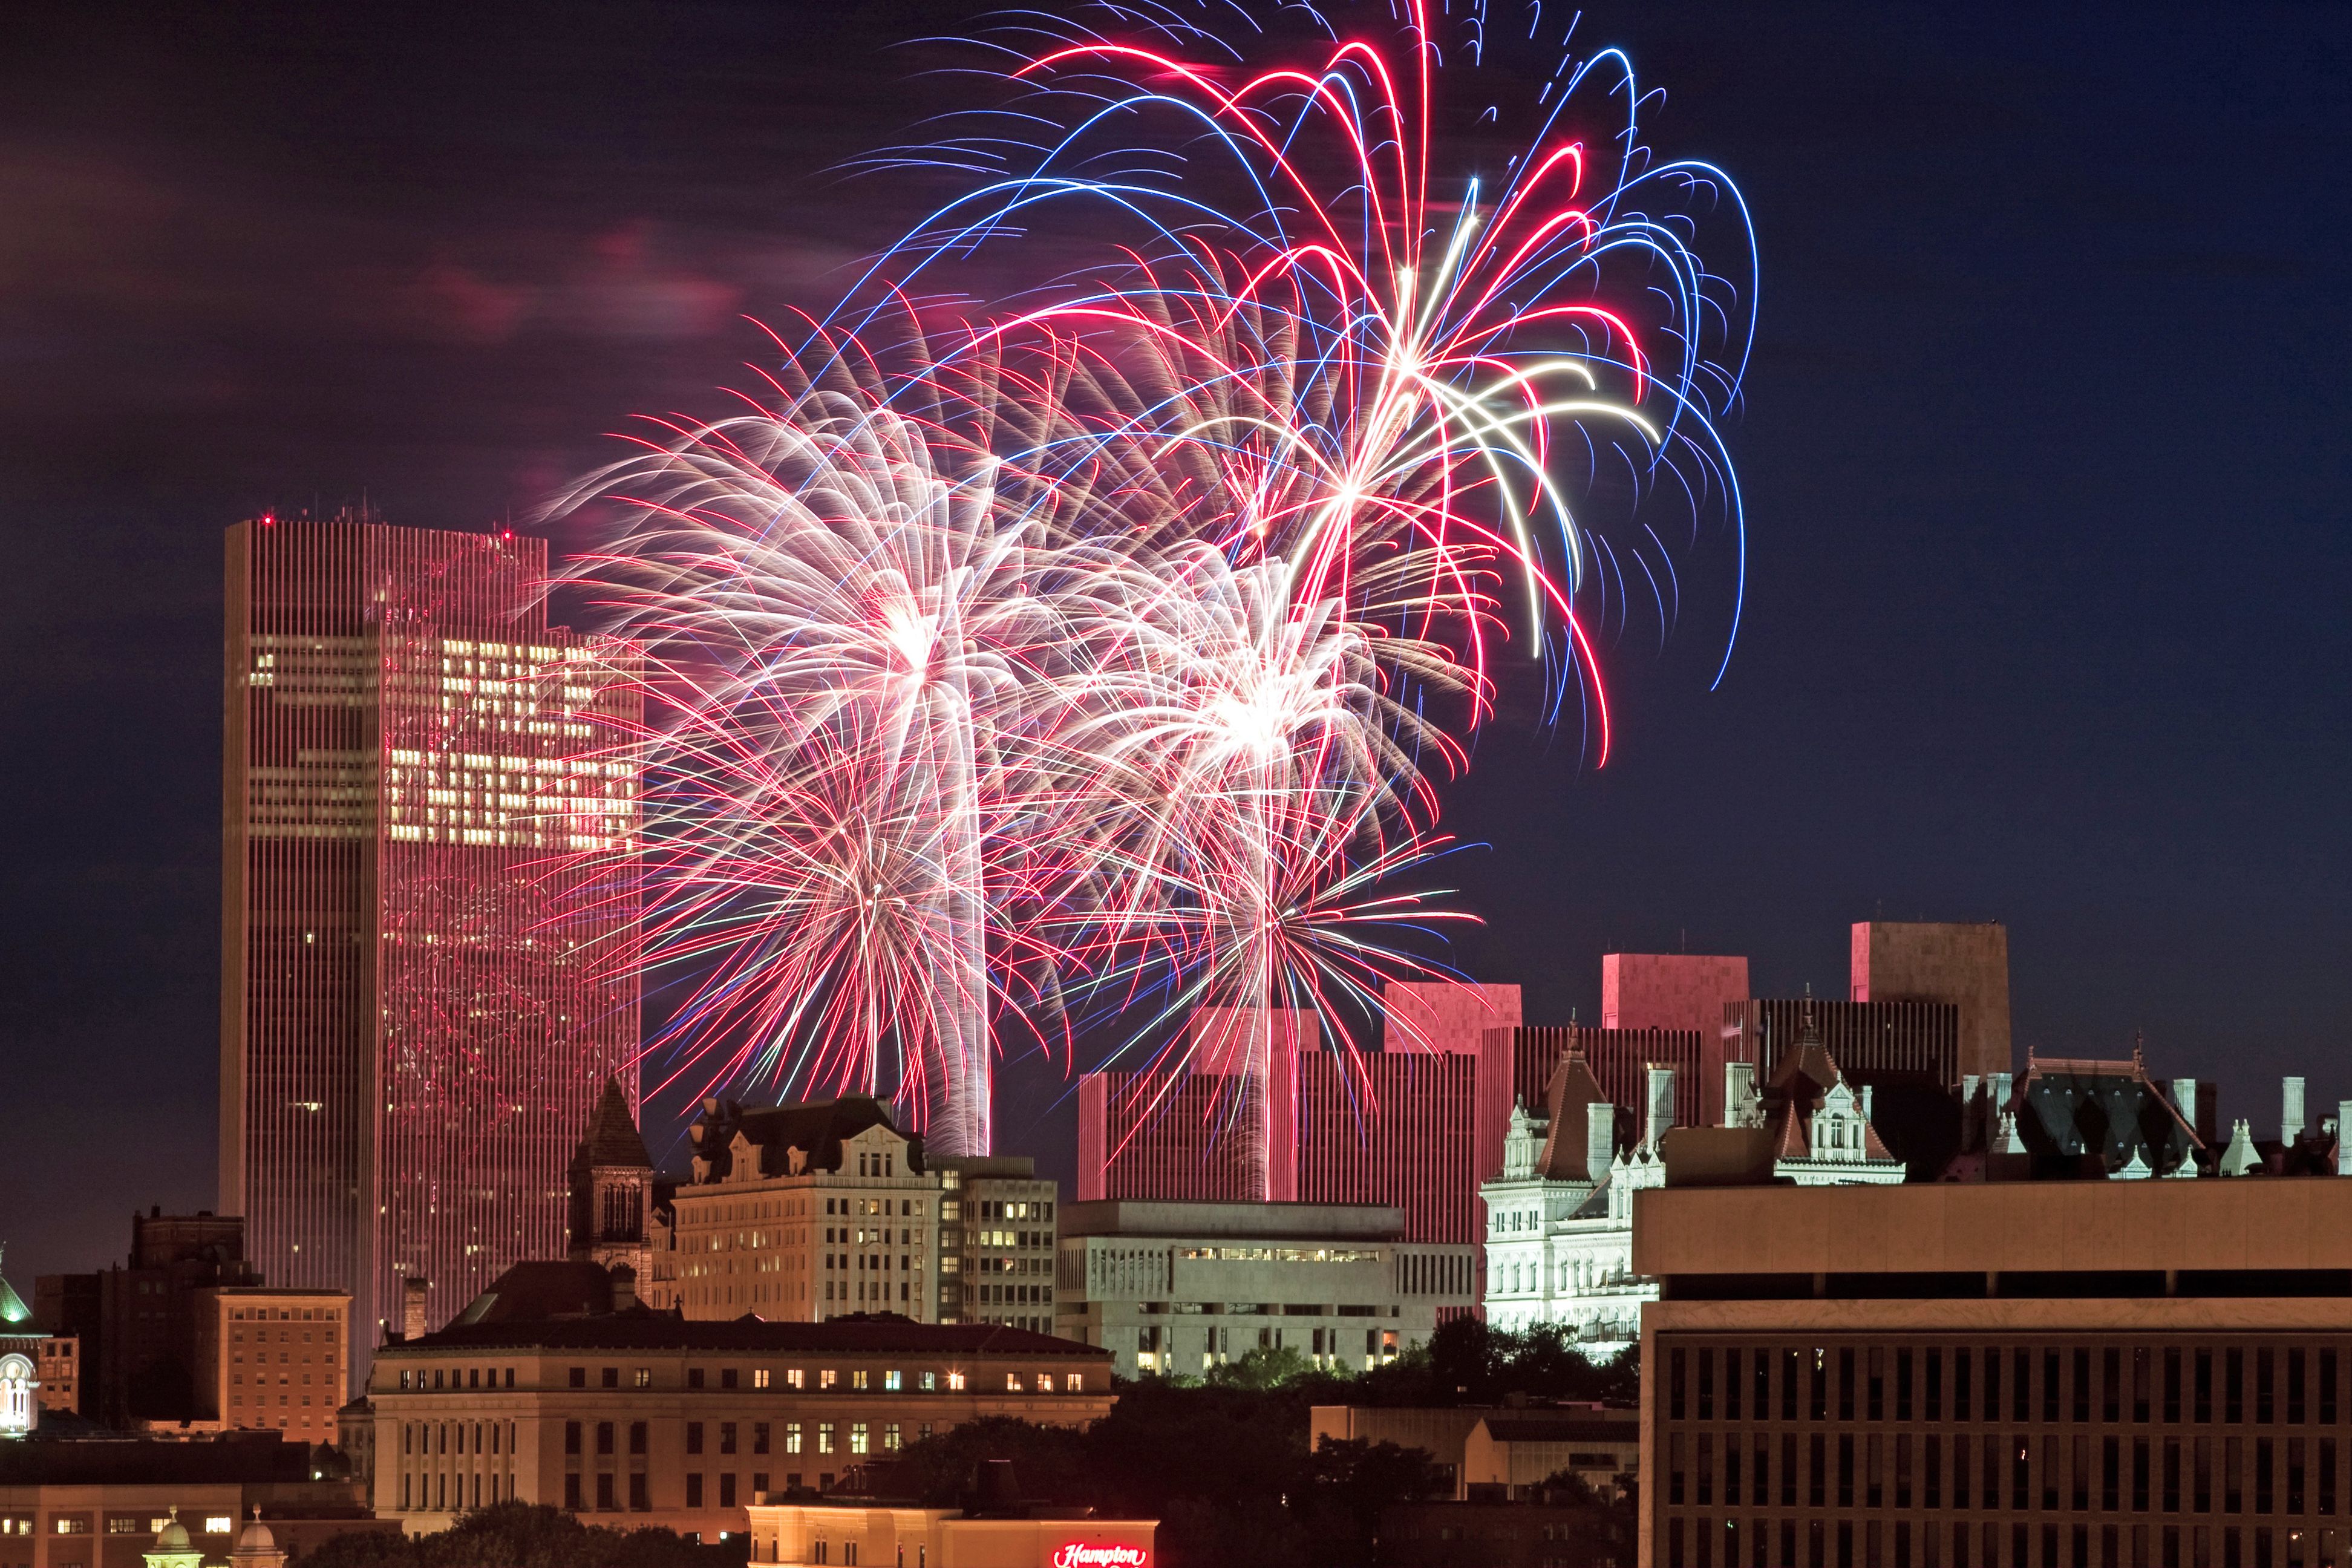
(387, 1311, 1107, 1360)
(1060, 1200, 1405, 1241)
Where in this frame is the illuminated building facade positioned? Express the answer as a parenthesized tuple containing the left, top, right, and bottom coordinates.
(1851, 920, 2013, 1080)
(221, 517, 641, 1368)
(648, 1097, 939, 1324)
(933, 1158, 1060, 1333)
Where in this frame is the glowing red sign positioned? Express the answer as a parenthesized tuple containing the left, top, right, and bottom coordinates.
(1053, 1546, 1148, 1568)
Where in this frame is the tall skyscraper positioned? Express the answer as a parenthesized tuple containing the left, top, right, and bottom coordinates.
(221, 515, 640, 1367)
(1850, 919, 2012, 1078)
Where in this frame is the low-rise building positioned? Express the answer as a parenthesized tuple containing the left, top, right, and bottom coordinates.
(1312, 1405, 1638, 1501)
(744, 1492, 1155, 1568)
(0, 1432, 391, 1568)
(1055, 1201, 1473, 1380)
(648, 1097, 941, 1324)
(365, 1260, 1112, 1540)
(935, 1158, 1059, 1333)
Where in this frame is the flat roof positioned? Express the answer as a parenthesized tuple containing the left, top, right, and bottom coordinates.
(1633, 1180, 2352, 1279)
(382, 1316, 1109, 1359)
(1060, 1200, 1405, 1241)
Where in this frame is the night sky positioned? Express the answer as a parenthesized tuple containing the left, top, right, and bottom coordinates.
(5, 2, 2347, 1283)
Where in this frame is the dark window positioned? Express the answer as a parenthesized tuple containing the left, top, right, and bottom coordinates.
(596, 1473, 616, 1511)
(754, 1422, 771, 1455)
(1954, 1437, 1972, 1509)
(2166, 1348, 2183, 1424)
(2323, 1437, 2337, 1515)
(687, 1422, 704, 1455)
(1923, 1434, 1939, 1509)
(2288, 1437, 2306, 1514)
(753, 1472, 769, 1498)
(2290, 1350, 2307, 1425)
(1868, 1348, 1885, 1422)
(568, 1367, 586, 1389)
(596, 1422, 614, 1457)
(1671, 1350, 1687, 1421)
(564, 1421, 582, 1457)
(2164, 1437, 2182, 1513)
(1956, 1347, 1971, 1422)
(2324, 1351, 2340, 1425)
(601, 1367, 619, 1389)
(1781, 1433, 1797, 1507)
(688, 1367, 706, 1390)
(1726, 1347, 1742, 1422)
(1809, 1434, 1826, 1508)
(1698, 1348, 1714, 1421)
(2255, 1438, 2273, 1514)
(2195, 1437, 2213, 1514)
(2102, 1435, 2120, 1511)
(2134, 1437, 2151, 1512)
(1837, 1433, 1855, 1508)
(720, 1474, 737, 1508)
(1782, 1348, 1800, 1422)
(2198, 1350, 2215, 1424)
(1897, 1349, 1913, 1422)
(564, 1474, 582, 1511)
(2103, 1348, 2120, 1423)
(2134, 1347, 2152, 1424)
(2227, 1350, 2245, 1424)
(720, 1422, 738, 1456)
(686, 1474, 704, 1509)
(1927, 1348, 1942, 1422)
(2011, 1436, 2030, 1511)
(722, 1368, 739, 1391)
(2014, 1348, 2032, 1423)
(1810, 1350, 1828, 1422)
(2225, 1436, 2243, 1514)
(2258, 1350, 2275, 1425)
(629, 1474, 649, 1512)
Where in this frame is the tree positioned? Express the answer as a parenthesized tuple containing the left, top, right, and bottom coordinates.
(293, 1504, 743, 1568)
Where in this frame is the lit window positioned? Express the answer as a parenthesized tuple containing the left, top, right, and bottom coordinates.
(852, 1370, 869, 1391)
(1070, 1374, 1084, 1393)
(787, 1369, 805, 1390)
(884, 1370, 902, 1391)
(920, 1372, 936, 1391)
(851, 1422, 870, 1455)
(820, 1370, 837, 1389)
(204, 1517, 234, 1535)
(947, 1371, 965, 1391)
(1006, 1373, 1022, 1392)
(754, 1369, 771, 1389)
(1039, 1375, 1054, 1393)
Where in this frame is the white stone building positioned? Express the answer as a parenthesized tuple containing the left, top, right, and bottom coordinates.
(1480, 1026, 1907, 1349)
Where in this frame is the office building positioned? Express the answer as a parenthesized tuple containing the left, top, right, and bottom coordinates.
(364, 1261, 1111, 1538)
(188, 1289, 349, 1446)
(221, 516, 641, 1366)
(1636, 1179, 2352, 1568)
(1722, 998, 1960, 1088)
(1053, 1200, 1474, 1379)
(1851, 920, 2012, 1080)
(743, 1492, 1156, 1568)
(933, 1158, 1059, 1332)
(1077, 984, 1520, 1246)
(650, 1096, 938, 1322)
(1606, 954, 1751, 1039)
(37, 1212, 253, 1428)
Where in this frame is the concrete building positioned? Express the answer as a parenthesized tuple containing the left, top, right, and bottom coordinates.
(221, 518, 642, 1371)
(934, 1159, 1058, 1333)
(365, 1261, 1110, 1540)
(1851, 920, 2012, 1080)
(1381, 1498, 1627, 1568)
(0, 1433, 390, 1568)
(189, 1289, 349, 1445)
(1636, 1179, 2352, 1568)
(1604, 953, 1750, 1039)
(744, 1492, 1155, 1568)
(1054, 1201, 1474, 1380)
(650, 1097, 939, 1323)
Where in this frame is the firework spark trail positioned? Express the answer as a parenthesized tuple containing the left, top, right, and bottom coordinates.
(554, 3, 1752, 1167)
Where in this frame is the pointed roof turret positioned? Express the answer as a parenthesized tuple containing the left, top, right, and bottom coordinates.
(0, 1244, 29, 1325)
(1534, 1050, 1616, 1182)
(572, 1079, 652, 1172)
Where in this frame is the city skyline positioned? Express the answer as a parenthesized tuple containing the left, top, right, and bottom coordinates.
(5, 0, 2349, 1285)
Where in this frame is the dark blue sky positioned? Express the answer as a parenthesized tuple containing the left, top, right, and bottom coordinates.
(3, 2, 2345, 1282)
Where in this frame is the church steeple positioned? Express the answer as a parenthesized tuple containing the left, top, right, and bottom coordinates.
(568, 1079, 654, 1276)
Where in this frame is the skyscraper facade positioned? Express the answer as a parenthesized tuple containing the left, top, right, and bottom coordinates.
(221, 516, 640, 1365)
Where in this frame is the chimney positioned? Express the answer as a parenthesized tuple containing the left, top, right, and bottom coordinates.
(609, 1265, 637, 1314)
(2284, 1077, 2307, 1145)
(1722, 1061, 1757, 1128)
(2338, 1102, 2352, 1177)
(1585, 1101, 1616, 1180)
(400, 1278, 430, 1342)
(1861, 1084, 1876, 1121)
(2172, 1078, 2200, 1135)
(1645, 1065, 1676, 1152)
